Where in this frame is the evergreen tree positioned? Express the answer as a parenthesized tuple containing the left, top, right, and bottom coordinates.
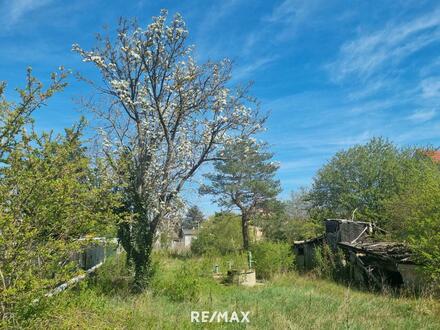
(183, 205, 205, 229)
(200, 138, 280, 250)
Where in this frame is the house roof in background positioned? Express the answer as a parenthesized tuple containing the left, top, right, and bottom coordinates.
(424, 151, 440, 162)
(182, 228, 196, 236)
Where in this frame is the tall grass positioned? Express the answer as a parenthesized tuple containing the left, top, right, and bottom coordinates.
(25, 252, 440, 329)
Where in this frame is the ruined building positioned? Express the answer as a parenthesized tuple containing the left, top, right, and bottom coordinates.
(293, 219, 425, 289)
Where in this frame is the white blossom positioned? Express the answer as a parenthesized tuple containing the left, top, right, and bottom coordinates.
(73, 10, 264, 234)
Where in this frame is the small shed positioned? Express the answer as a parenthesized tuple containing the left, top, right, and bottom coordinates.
(171, 228, 197, 250)
(292, 219, 425, 289)
(325, 219, 373, 248)
(293, 219, 374, 270)
(181, 228, 196, 248)
(338, 240, 423, 288)
(293, 235, 325, 270)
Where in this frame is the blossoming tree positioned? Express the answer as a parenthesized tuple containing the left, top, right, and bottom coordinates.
(73, 10, 264, 289)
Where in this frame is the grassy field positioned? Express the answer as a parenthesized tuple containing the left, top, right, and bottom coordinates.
(26, 253, 440, 330)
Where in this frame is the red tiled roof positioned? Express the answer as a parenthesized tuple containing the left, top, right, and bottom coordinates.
(424, 151, 440, 162)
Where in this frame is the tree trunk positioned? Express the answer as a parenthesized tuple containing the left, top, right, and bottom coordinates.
(117, 201, 157, 292)
(117, 221, 133, 268)
(132, 224, 155, 292)
(241, 213, 250, 251)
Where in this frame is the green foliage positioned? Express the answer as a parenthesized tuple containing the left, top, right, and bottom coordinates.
(251, 241, 293, 280)
(201, 138, 280, 211)
(200, 138, 280, 250)
(0, 67, 68, 161)
(258, 196, 323, 244)
(151, 262, 200, 302)
(191, 212, 243, 255)
(309, 137, 404, 225)
(281, 219, 323, 242)
(0, 72, 120, 325)
(313, 244, 348, 282)
(183, 205, 204, 229)
(383, 153, 440, 284)
(0, 125, 120, 324)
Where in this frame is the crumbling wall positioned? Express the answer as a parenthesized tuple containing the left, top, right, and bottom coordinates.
(293, 237, 324, 270)
(325, 219, 371, 247)
(397, 264, 426, 289)
(292, 219, 423, 290)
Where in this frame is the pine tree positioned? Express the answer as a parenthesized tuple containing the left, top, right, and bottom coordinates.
(183, 205, 205, 229)
(200, 138, 280, 250)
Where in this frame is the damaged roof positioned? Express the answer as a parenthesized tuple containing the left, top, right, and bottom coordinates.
(293, 235, 325, 245)
(338, 240, 416, 264)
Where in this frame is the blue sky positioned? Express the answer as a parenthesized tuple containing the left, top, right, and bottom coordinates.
(1, 0, 440, 215)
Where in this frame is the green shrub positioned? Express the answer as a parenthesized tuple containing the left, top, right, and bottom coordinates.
(92, 253, 133, 297)
(313, 244, 348, 282)
(191, 212, 243, 255)
(151, 263, 200, 302)
(383, 154, 440, 285)
(251, 241, 293, 280)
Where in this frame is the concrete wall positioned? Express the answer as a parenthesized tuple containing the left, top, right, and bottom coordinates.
(294, 237, 324, 270)
(184, 234, 194, 247)
(325, 220, 371, 248)
(73, 240, 118, 270)
(397, 264, 426, 289)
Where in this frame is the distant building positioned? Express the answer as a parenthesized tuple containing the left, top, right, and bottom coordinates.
(169, 228, 197, 251)
(424, 150, 440, 163)
(180, 228, 197, 248)
(250, 225, 264, 242)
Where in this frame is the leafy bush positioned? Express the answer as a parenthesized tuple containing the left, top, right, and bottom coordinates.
(313, 244, 348, 282)
(251, 241, 293, 280)
(383, 153, 440, 285)
(92, 253, 133, 297)
(191, 212, 243, 255)
(0, 122, 120, 326)
(151, 263, 200, 302)
(255, 196, 323, 245)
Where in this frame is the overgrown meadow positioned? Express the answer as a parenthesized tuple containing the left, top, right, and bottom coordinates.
(26, 252, 440, 330)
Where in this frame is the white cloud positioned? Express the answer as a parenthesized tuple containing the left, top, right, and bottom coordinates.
(395, 121, 440, 143)
(265, 0, 322, 40)
(271, 130, 374, 153)
(347, 78, 392, 101)
(2, 0, 54, 27)
(349, 98, 397, 114)
(328, 9, 440, 82)
(419, 58, 440, 77)
(267, 0, 321, 25)
(322, 8, 440, 144)
(232, 56, 278, 81)
(407, 109, 436, 122)
(421, 77, 440, 99)
(198, 0, 243, 31)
